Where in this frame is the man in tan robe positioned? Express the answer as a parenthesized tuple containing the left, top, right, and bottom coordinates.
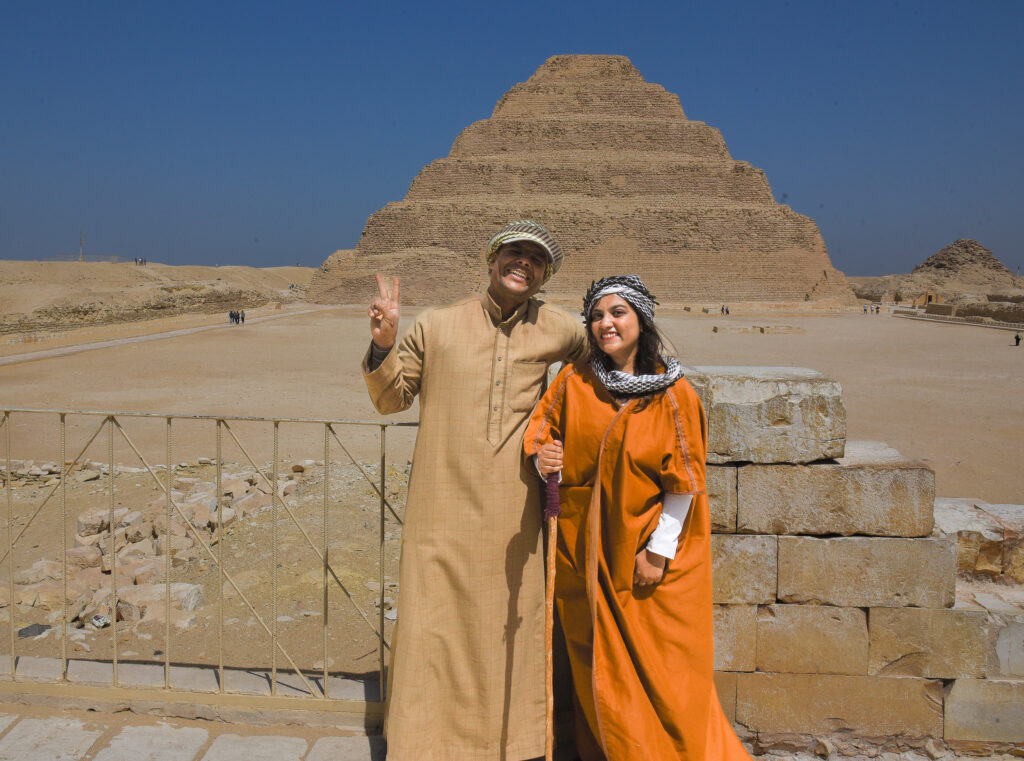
(363, 221, 587, 760)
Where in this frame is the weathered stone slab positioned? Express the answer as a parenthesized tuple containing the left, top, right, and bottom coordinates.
(756, 604, 867, 675)
(993, 617, 1024, 677)
(707, 464, 736, 533)
(0, 716, 104, 760)
(737, 442, 934, 536)
(93, 724, 209, 761)
(713, 604, 756, 671)
(684, 366, 845, 464)
(203, 734, 308, 761)
(979, 503, 1024, 583)
(933, 498, 1005, 577)
(713, 671, 737, 723)
(778, 537, 955, 608)
(711, 535, 776, 604)
(736, 673, 943, 737)
(868, 608, 988, 677)
(944, 679, 1024, 742)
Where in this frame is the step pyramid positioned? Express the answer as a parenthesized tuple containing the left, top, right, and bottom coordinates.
(308, 55, 856, 306)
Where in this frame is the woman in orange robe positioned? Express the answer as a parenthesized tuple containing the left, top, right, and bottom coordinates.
(524, 275, 751, 761)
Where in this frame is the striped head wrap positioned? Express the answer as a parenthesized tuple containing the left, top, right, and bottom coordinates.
(484, 220, 563, 282)
(582, 274, 658, 327)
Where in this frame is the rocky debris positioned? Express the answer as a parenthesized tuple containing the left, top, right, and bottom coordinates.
(2, 459, 323, 633)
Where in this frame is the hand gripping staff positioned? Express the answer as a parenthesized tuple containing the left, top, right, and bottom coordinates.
(544, 470, 561, 761)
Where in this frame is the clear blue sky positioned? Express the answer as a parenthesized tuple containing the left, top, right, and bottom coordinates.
(2, 0, 1021, 276)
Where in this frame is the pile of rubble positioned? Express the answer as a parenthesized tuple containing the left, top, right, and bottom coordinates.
(0, 458, 318, 634)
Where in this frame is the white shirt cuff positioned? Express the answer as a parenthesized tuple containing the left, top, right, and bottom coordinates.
(645, 493, 693, 559)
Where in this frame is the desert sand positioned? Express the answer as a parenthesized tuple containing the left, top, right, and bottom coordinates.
(0, 301, 1020, 504)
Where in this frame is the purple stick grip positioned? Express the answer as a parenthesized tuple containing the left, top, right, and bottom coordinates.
(544, 472, 561, 520)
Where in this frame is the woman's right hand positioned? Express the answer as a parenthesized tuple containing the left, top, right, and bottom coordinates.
(536, 440, 563, 477)
(369, 273, 400, 349)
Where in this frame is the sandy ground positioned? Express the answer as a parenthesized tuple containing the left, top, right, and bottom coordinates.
(0, 302, 1020, 504)
(0, 261, 313, 316)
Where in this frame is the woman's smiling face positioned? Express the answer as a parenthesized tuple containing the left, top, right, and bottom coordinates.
(590, 293, 640, 373)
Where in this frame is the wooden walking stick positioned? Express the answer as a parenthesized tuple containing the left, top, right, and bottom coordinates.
(544, 470, 561, 761)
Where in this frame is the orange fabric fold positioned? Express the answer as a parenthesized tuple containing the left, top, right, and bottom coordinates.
(525, 363, 751, 761)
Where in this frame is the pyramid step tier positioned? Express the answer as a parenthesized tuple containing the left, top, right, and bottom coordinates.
(450, 116, 730, 158)
(406, 157, 775, 204)
(340, 200, 847, 303)
(491, 81, 687, 119)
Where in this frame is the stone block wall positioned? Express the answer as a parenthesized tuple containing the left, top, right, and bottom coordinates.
(701, 366, 1023, 753)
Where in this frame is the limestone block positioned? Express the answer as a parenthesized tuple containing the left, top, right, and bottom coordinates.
(756, 605, 867, 675)
(156, 535, 194, 557)
(76, 508, 108, 536)
(868, 608, 988, 678)
(125, 521, 153, 543)
(684, 366, 845, 464)
(119, 510, 143, 527)
(97, 527, 129, 555)
(153, 515, 189, 537)
(994, 618, 1024, 677)
(933, 498, 1004, 577)
(737, 442, 934, 536)
(119, 537, 156, 559)
(232, 490, 272, 517)
(777, 537, 955, 608)
(714, 671, 737, 723)
(711, 535, 776, 604)
(736, 673, 943, 737)
(210, 507, 236, 527)
(708, 465, 736, 533)
(979, 503, 1024, 583)
(14, 560, 62, 585)
(713, 605, 756, 671)
(66, 546, 101, 569)
(944, 679, 1024, 742)
(221, 478, 250, 499)
(116, 582, 206, 612)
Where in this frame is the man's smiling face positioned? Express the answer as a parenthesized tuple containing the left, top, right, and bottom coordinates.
(487, 241, 549, 307)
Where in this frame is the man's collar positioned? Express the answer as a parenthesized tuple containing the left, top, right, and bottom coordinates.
(481, 292, 531, 326)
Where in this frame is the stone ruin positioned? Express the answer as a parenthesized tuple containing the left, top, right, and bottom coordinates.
(0, 459, 299, 639)
(307, 55, 857, 306)
(687, 366, 1023, 755)
(1, 370, 1021, 754)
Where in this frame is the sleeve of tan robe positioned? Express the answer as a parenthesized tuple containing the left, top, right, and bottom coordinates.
(362, 313, 427, 414)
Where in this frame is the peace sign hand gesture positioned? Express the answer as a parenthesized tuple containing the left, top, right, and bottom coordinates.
(369, 274, 400, 349)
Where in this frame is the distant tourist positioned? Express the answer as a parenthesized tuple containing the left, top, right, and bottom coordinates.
(362, 220, 586, 760)
(240, 310, 245, 324)
(1016, 332, 1021, 347)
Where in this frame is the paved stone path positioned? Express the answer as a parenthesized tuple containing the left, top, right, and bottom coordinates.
(0, 705, 385, 761)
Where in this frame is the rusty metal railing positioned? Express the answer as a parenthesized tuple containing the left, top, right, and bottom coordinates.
(0, 408, 415, 715)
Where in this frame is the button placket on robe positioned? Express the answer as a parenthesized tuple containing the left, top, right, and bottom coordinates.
(487, 326, 512, 445)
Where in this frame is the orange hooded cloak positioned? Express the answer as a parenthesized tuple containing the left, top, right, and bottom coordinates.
(525, 363, 750, 760)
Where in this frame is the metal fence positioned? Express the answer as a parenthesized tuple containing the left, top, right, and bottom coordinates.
(0, 408, 415, 723)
